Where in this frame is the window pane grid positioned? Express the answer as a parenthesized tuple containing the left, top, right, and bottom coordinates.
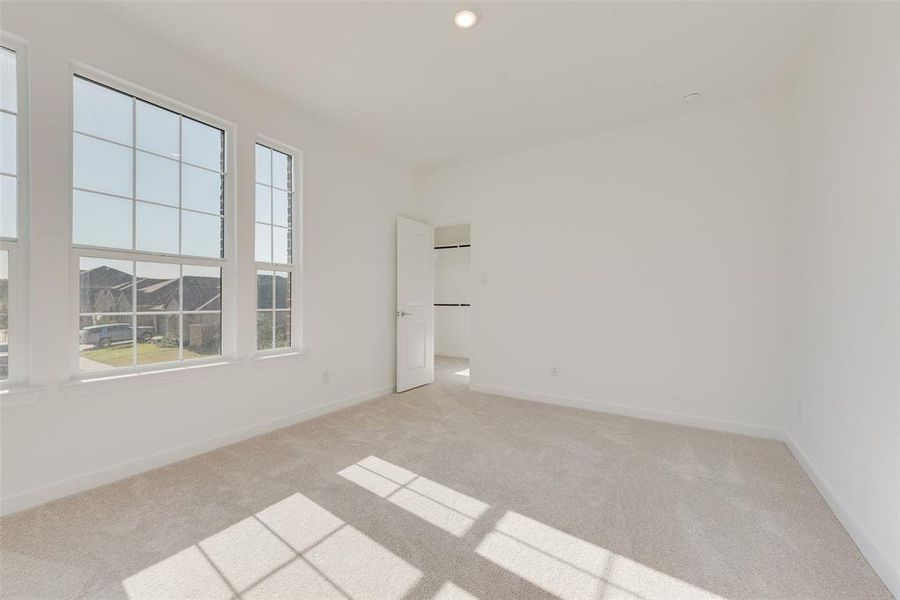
(132, 310, 222, 315)
(77, 247, 223, 268)
(72, 130, 225, 176)
(1, 47, 17, 382)
(254, 144, 293, 266)
(73, 76, 226, 259)
(72, 189, 224, 220)
(71, 129, 131, 151)
(255, 142, 296, 351)
(256, 269, 291, 350)
(130, 96, 137, 311)
(177, 115, 182, 268)
(1, 47, 18, 243)
(0, 249, 8, 381)
(79, 257, 222, 370)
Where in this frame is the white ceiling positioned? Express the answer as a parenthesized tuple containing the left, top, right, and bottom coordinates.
(101, 1, 824, 170)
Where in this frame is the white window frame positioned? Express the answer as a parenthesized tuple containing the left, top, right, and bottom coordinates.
(68, 63, 237, 379)
(1, 32, 30, 389)
(254, 136, 302, 356)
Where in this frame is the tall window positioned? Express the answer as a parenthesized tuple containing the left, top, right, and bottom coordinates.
(255, 143, 296, 351)
(0, 46, 19, 383)
(73, 76, 227, 371)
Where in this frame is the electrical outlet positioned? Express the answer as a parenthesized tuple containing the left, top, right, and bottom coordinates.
(322, 370, 329, 384)
(550, 365, 559, 377)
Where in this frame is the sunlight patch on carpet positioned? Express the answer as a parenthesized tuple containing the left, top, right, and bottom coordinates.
(477, 510, 724, 600)
(338, 456, 488, 537)
(122, 492, 422, 600)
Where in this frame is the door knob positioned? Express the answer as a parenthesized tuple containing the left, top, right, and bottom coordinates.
(397, 310, 410, 317)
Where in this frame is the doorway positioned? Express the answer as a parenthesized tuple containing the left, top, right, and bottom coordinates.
(433, 223, 471, 386)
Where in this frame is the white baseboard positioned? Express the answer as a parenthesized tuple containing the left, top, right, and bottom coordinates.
(469, 383, 897, 595)
(0, 385, 393, 517)
(435, 352, 469, 359)
(468, 383, 783, 440)
(785, 435, 899, 599)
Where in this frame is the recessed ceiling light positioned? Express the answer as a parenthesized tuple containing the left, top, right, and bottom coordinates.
(454, 9, 478, 29)
(682, 92, 702, 104)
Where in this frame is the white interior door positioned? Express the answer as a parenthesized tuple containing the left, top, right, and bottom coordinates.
(396, 217, 434, 392)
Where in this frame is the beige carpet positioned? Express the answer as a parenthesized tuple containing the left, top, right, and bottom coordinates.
(0, 357, 890, 599)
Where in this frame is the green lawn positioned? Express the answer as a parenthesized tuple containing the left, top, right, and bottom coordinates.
(80, 342, 204, 367)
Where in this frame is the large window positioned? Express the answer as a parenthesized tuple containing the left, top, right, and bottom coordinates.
(0, 250, 8, 382)
(0, 45, 20, 383)
(255, 142, 297, 351)
(73, 76, 227, 371)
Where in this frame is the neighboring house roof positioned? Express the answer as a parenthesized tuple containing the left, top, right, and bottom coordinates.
(140, 278, 178, 294)
(256, 273, 291, 309)
(183, 275, 222, 311)
(79, 266, 221, 314)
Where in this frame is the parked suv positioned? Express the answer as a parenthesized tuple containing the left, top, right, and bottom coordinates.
(80, 324, 154, 348)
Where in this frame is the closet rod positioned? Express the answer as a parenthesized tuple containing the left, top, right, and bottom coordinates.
(434, 303, 471, 307)
(434, 244, 471, 250)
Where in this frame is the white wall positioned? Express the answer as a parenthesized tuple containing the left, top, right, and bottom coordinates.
(0, 3, 420, 513)
(785, 3, 900, 595)
(423, 91, 789, 438)
(434, 223, 471, 358)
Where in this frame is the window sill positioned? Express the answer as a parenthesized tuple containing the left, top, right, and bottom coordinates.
(251, 349, 309, 368)
(1, 385, 44, 408)
(62, 359, 245, 398)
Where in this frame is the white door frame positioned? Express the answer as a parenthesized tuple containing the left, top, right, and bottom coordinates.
(431, 215, 476, 384)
